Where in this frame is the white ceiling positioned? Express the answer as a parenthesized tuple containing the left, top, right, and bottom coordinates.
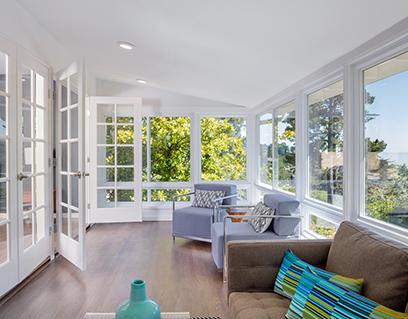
(16, 0, 408, 107)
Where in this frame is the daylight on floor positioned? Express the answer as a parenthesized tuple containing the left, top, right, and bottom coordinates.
(1, 1, 408, 318)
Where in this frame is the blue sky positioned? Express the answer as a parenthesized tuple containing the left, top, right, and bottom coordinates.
(366, 71, 408, 155)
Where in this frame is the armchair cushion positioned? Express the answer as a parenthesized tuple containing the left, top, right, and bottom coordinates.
(250, 202, 275, 233)
(264, 194, 300, 236)
(191, 189, 225, 208)
(194, 183, 237, 205)
(172, 206, 213, 241)
(211, 222, 283, 269)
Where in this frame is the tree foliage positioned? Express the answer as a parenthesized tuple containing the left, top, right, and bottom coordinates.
(201, 117, 247, 181)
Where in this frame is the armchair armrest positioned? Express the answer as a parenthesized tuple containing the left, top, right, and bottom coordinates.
(212, 193, 238, 222)
(172, 192, 195, 213)
(227, 239, 332, 296)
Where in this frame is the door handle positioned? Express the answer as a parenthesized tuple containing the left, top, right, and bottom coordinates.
(18, 173, 29, 181)
(73, 171, 82, 178)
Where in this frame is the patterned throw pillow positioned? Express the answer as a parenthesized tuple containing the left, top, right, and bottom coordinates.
(287, 267, 408, 319)
(249, 202, 275, 233)
(274, 250, 363, 299)
(191, 189, 225, 208)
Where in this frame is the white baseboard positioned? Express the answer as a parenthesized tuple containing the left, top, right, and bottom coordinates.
(142, 207, 173, 221)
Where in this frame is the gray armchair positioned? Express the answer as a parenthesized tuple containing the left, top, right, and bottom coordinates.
(172, 183, 237, 242)
(211, 193, 302, 269)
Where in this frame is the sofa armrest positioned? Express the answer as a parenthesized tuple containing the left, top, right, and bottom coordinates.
(227, 239, 332, 296)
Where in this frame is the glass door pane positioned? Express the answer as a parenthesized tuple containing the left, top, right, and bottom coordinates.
(56, 61, 86, 270)
(89, 97, 142, 223)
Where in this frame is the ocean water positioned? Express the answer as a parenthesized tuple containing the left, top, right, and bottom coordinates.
(380, 152, 408, 166)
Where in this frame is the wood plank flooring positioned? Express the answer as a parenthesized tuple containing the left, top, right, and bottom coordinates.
(0, 222, 227, 319)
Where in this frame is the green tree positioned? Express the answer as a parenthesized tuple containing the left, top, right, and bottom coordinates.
(201, 117, 247, 181)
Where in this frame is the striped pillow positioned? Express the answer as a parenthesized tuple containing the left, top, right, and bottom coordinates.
(274, 250, 363, 299)
(287, 267, 408, 319)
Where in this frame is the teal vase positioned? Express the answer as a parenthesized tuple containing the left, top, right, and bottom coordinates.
(116, 280, 161, 319)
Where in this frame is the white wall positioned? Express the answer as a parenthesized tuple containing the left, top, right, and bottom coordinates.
(0, 0, 73, 70)
(96, 78, 246, 112)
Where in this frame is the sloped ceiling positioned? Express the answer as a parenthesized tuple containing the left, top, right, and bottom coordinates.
(16, 0, 408, 107)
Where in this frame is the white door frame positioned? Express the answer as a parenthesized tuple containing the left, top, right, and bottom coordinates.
(0, 35, 19, 297)
(88, 96, 142, 223)
(17, 48, 51, 279)
(56, 61, 86, 270)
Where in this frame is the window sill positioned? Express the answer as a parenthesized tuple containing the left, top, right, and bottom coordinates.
(356, 216, 408, 245)
(303, 197, 343, 217)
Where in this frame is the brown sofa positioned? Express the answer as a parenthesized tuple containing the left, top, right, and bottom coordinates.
(227, 221, 408, 319)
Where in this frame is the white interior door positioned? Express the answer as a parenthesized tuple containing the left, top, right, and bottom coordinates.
(17, 49, 51, 279)
(56, 61, 86, 270)
(88, 97, 142, 223)
(0, 36, 19, 297)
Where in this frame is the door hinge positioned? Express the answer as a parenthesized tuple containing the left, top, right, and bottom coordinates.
(87, 203, 91, 210)
(53, 158, 57, 168)
(49, 225, 53, 235)
(87, 157, 90, 163)
(48, 158, 52, 168)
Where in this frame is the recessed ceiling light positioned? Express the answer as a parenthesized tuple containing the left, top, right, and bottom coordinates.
(117, 41, 134, 50)
(136, 79, 147, 84)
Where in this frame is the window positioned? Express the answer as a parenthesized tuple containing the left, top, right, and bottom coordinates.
(142, 116, 191, 202)
(96, 104, 136, 207)
(307, 80, 344, 208)
(201, 117, 247, 181)
(363, 51, 408, 230)
(309, 214, 337, 239)
(259, 113, 272, 185)
(274, 101, 296, 193)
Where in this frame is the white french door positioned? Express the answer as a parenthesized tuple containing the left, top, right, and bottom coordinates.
(0, 37, 52, 297)
(17, 50, 51, 279)
(0, 36, 19, 297)
(88, 97, 142, 223)
(56, 62, 86, 270)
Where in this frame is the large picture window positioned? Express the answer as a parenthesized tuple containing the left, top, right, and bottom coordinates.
(274, 101, 296, 193)
(363, 51, 408, 230)
(201, 117, 247, 181)
(142, 116, 191, 202)
(259, 113, 272, 185)
(307, 80, 344, 208)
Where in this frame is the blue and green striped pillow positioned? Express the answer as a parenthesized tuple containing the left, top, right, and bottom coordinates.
(274, 250, 363, 299)
(287, 267, 408, 319)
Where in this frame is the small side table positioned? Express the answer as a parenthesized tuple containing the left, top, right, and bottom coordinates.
(227, 207, 250, 222)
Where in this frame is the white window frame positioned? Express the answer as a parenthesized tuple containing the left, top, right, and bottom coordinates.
(302, 70, 345, 218)
(256, 112, 273, 189)
(272, 100, 297, 195)
(350, 37, 408, 244)
(141, 112, 193, 205)
(198, 114, 250, 185)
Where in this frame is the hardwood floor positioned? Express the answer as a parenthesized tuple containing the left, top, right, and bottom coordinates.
(0, 222, 227, 319)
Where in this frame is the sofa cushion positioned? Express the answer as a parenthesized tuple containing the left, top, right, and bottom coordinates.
(287, 267, 408, 319)
(211, 222, 283, 269)
(274, 250, 363, 299)
(229, 292, 290, 319)
(194, 183, 237, 205)
(326, 221, 408, 312)
(172, 206, 213, 240)
(263, 194, 300, 236)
